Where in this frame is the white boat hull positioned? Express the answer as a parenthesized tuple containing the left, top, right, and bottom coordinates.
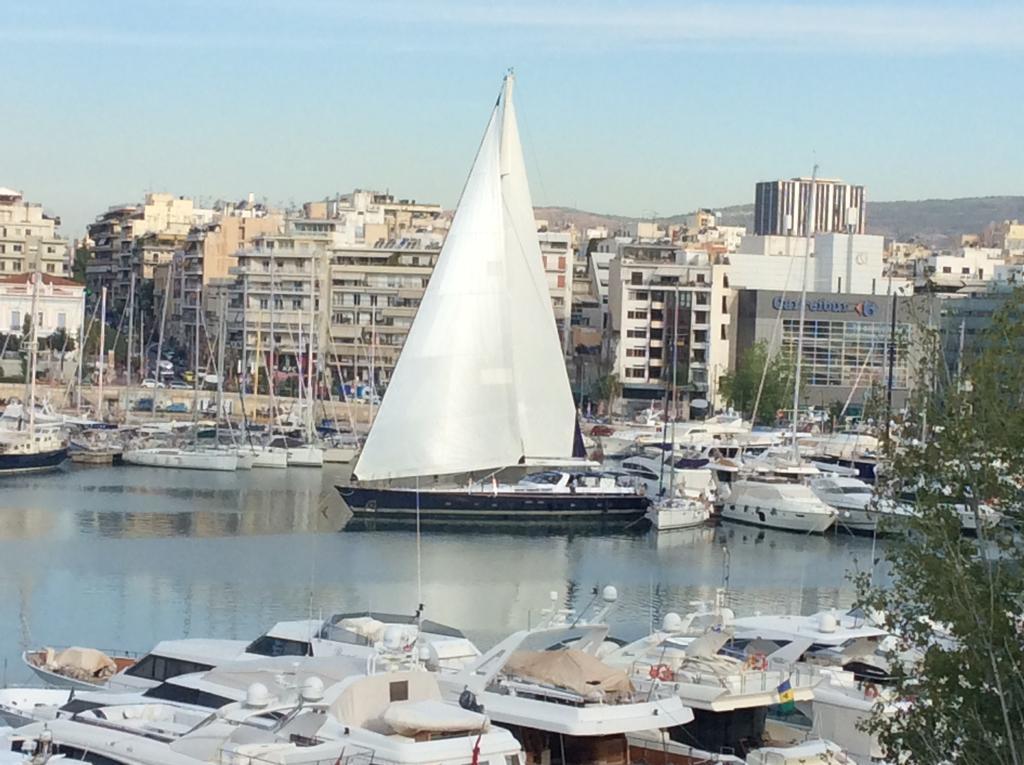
(123, 448, 238, 472)
(235, 450, 255, 470)
(287, 446, 324, 467)
(249, 447, 289, 469)
(720, 501, 836, 533)
(647, 501, 710, 530)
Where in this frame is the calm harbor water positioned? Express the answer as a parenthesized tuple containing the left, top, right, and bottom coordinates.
(0, 464, 885, 685)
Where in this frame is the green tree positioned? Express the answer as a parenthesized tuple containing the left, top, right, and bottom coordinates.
(719, 341, 798, 423)
(857, 288, 1024, 765)
(72, 247, 91, 283)
(591, 373, 621, 411)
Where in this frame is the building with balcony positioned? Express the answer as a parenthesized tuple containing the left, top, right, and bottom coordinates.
(607, 242, 716, 418)
(0, 187, 70, 277)
(85, 193, 214, 307)
(537, 229, 574, 353)
(754, 177, 865, 237)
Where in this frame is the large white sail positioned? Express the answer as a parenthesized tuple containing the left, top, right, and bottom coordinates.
(354, 74, 576, 481)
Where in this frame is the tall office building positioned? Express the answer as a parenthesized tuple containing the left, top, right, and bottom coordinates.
(754, 178, 866, 237)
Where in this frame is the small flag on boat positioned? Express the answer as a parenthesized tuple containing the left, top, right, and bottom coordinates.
(777, 678, 796, 712)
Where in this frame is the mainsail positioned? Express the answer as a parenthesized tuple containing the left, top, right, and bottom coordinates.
(354, 73, 577, 481)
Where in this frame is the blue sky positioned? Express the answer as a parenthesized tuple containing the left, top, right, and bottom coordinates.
(3, 0, 1022, 236)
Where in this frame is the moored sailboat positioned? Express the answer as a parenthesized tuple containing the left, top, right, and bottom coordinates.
(336, 72, 647, 527)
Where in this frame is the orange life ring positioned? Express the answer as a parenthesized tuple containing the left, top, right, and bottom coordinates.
(746, 653, 768, 671)
(649, 663, 673, 681)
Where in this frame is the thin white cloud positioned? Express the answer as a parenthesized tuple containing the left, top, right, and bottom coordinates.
(1, 1, 1021, 52)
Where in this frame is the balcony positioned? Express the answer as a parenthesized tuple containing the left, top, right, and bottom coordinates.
(650, 320, 664, 330)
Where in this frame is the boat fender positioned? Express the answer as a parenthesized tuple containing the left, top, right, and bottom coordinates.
(459, 688, 484, 713)
(864, 683, 879, 699)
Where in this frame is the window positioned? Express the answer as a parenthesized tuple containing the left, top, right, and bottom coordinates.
(389, 680, 409, 702)
(723, 273, 730, 288)
(626, 329, 646, 339)
(961, 267, 970, 275)
(695, 311, 708, 324)
(123, 653, 214, 681)
(143, 683, 233, 709)
(626, 348, 647, 357)
(721, 295, 729, 313)
(292, 298, 302, 310)
(46, 263, 55, 273)
(57, 312, 66, 328)
(720, 324, 728, 340)
(557, 274, 565, 289)
(942, 266, 951, 274)
(696, 273, 706, 283)
(625, 367, 646, 379)
(631, 271, 643, 285)
(13, 244, 21, 252)
(626, 310, 648, 320)
(259, 298, 269, 309)
(245, 635, 313, 657)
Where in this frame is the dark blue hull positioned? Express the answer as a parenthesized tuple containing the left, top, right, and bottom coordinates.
(0, 448, 69, 475)
(336, 485, 649, 529)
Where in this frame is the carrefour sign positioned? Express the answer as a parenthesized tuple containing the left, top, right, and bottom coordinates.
(771, 296, 878, 317)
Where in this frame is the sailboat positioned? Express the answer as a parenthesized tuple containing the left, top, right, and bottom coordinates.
(336, 73, 648, 526)
(0, 272, 69, 475)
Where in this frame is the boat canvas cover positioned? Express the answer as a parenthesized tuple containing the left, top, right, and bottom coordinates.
(504, 648, 634, 699)
(353, 74, 576, 481)
(46, 647, 117, 677)
(382, 699, 488, 736)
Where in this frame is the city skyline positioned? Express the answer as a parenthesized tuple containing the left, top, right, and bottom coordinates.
(4, 0, 1022, 236)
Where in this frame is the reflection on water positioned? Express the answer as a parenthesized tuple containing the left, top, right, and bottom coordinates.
(0, 464, 886, 684)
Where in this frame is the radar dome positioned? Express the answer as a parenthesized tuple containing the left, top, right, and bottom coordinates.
(300, 676, 324, 702)
(818, 612, 839, 633)
(662, 612, 683, 632)
(602, 586, 618, 603)
(246, 682, 271, 708)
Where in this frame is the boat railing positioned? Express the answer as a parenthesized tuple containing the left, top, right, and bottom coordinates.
(220, 743, 379, 765)
(631, 660, 820, 695)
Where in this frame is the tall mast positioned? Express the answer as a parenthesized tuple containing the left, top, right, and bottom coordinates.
(75, 291, 86, 413)
(268, 250, 277, 424)
(126, 271, 135, 389)
(151, 260, 173, 415)
(97, 286, 106, 418)
(307, 255, 316, 443)
(192, 283, 200, 424)
(26, 271, 40, 436)
(215, 290, 226, 427)
(791, 166, 818, 463)
(668, 286, 680, 497)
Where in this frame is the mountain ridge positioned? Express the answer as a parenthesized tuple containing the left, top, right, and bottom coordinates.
(536, 195, 1024, 245)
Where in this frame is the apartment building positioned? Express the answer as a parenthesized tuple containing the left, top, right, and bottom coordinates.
(537, 229, 574, 352)
(0, 187, 69, 277)
(86, 193, 214, 307)
(607, 242, 716, 418)
(754, 177, 866, 236)
(326, 233, 443, 392)
(303, 190, 445, 242)
(168, 206, 284, 345)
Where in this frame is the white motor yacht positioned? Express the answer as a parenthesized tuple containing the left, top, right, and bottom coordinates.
(718, 474, 837, 534)
(433, 589, 691, 765)
(24, 639, 249, 692)
(729, 609, 896, 762)
(9, 657, 525, 765)
(808, 473, 884, 533)
(618, 452, 716, 500)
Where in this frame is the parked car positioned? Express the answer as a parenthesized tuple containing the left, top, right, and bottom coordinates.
(169, 380, 191, 390)
(141, 378, 165, 389)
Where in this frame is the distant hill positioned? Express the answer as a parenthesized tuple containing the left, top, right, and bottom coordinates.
(537, 196, 1024, 246)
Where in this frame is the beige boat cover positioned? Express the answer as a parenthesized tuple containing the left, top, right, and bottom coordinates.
(47, 647, 117, 678)
(383, 699, 488, 736)
(504, 648, 634, 699)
